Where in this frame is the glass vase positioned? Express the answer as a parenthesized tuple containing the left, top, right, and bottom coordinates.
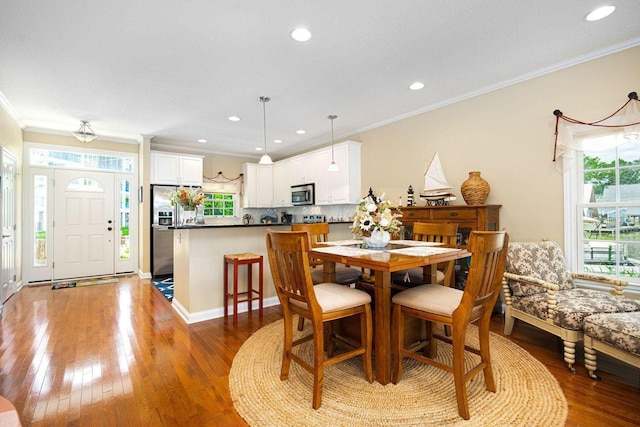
(195, 205, 205, 224)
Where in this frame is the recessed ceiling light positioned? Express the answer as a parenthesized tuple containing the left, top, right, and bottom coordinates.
(273, 139, 283, 144)
(255, 147, 263, 151)
(198, 139, 207, 143)
(228, 116, 240, 121)
(585, 5, 615, 21)
(409, 82, 425, 91)
(290, 27, 312, 42)
(296, 129, 306, 135)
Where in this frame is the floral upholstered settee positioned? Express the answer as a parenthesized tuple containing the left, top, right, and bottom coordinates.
(583, 311, 640, 379)
(502, 241, 640, 374)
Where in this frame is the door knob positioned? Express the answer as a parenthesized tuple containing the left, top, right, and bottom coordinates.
(108, 220, 113, 224)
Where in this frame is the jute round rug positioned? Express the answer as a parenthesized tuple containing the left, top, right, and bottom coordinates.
(230, 319, 568, 426)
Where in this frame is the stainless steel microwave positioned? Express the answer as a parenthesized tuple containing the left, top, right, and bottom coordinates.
(291, 183, 315, 206)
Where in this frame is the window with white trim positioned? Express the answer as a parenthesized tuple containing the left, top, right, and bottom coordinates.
(202, 192, 237, 217)
(569, 132, 640, 291)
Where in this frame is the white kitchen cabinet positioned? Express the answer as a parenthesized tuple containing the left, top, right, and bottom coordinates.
(150, 151, 203, 186)
(242, 141, 361, 208)
(313, 149, 332, 205)
(291, 153, 315, 185)
(273, 159, 293, 207)
(242, 163, 273, 207)
(313, 141, 361, 205)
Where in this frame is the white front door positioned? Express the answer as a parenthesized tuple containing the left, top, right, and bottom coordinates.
(53, 169, 115, 280)
(1, 149, 17, 303)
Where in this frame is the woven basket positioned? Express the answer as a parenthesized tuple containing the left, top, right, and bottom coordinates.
(461, 171, 490, 205)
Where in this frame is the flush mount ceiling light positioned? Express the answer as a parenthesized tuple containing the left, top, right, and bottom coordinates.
(327, 115, 339, 172)
(409, 82, 425, 91)
(72, 120, 98, 143)
(585, 5, 615, 21)
(258, 96, 273, 165)
(290, 27, 312, 42)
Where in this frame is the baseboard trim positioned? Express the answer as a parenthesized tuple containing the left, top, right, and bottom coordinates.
(172, 296, 280, 324)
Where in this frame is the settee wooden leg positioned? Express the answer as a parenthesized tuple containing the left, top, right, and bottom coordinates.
(503, 312, 515, 335)
(584, 345, 601, 380)
(563, 340, 577, 374)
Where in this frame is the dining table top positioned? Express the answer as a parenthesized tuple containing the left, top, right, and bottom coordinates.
(311, 239, 470, 271)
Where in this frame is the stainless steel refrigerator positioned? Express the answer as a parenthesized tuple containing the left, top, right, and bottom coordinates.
(151, 184, 178, 277)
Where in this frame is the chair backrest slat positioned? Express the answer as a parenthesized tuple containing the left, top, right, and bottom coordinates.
(291, 223, 330, 267)
(266, 230, 321, 311)
(455, 231, 509, 321)
(412, 222, 458, 245)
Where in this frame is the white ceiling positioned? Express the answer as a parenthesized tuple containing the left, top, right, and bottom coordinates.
(1, 1, 639, 160)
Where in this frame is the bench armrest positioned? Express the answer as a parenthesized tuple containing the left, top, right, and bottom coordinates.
(502, 272, 560, 317)
(571, 273, 628, 295)
(503, 272, 560, 291)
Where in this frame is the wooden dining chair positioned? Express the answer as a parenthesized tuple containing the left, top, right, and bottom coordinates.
(292, 222, 364, 331)
(391, 230, 509, 420)
(291, 222, 362, 285)
(266, 230, 373, 409)
(391, 222, 459, 289)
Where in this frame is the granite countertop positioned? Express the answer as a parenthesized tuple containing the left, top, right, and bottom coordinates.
(170, 221, 353, 229)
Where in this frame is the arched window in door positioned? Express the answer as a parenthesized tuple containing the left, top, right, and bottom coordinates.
(67, 178, 105, 192)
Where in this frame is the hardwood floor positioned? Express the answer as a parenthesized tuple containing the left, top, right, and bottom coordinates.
(1, 276, 638, 426)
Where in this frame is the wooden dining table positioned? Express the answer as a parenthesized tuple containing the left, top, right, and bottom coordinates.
(311, 240, 471, 385)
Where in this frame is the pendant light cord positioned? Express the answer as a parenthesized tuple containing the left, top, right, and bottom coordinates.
(260, 96, 270, 155)
(263, 99, 267, 153)
(329, 114, 337, 161)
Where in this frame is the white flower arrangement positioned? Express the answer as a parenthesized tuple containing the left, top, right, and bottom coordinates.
(169, 187, 205, 209)
(351, 193, 402, 237)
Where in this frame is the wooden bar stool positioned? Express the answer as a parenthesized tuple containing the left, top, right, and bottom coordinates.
(223, 253, 264, 324)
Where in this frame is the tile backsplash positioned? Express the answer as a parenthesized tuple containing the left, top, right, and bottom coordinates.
(243, 204, 358, 224)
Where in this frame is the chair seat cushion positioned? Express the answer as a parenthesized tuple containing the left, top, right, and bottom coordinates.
(390, 268, 445, 286)
(392, 284, 463, 317)
(512, 288, 640, 330)
(310, 266, 362, 285)
(0, 396, 20, 427)
(506, 241, 574, 297)
(291, 282, 371, 314)
(584, 312, 640, 357)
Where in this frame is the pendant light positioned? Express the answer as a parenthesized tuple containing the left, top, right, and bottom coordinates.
(72, 120, 98, 143)
(258, 96, 273, 165)
(327, 114, 339, 172)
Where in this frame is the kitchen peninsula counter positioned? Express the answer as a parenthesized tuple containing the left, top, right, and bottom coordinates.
(171, 222, 355, 324)
(170, 221, 353, 229)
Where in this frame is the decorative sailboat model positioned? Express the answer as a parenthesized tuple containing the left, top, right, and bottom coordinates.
(420, 152, 457, 206)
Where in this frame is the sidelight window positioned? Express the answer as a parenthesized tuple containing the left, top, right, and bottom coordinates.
(33, 175, 48, 267)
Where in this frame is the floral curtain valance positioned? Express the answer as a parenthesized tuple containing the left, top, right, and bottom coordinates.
(553, 92, 640, 172)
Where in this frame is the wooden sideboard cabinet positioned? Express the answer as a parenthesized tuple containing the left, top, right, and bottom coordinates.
(398, 204, 501, 247)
